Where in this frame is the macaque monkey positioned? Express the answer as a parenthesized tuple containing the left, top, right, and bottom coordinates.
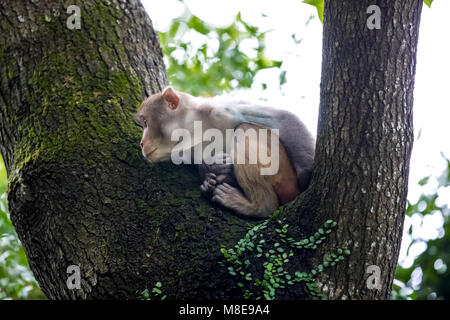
(137, 87, 315, 218)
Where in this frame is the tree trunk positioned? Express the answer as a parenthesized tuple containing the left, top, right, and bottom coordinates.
(0, 0, 250, 300)
(0, 0, 422, 300)
(307, 0, 423, 299)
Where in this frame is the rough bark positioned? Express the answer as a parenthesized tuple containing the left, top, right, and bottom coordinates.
(0, 0, 249, 299)
(0, 0, 422, 300)
(307, 0, 423, 299)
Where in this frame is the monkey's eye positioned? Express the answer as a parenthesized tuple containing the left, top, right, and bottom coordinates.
(143, 119, 148, 127)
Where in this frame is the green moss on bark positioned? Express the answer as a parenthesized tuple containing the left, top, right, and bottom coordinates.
(9, 1, 145, 177)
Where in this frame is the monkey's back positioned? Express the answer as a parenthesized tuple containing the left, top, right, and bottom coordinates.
(233, 104, 315, 191)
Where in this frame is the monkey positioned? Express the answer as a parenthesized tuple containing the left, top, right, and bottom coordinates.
(208, 123, 301, 216)
(136, 87, 315, 218)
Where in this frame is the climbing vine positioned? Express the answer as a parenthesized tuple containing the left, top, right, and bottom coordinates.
(219, 209, 351, 300)
(139, 282, 166, 300)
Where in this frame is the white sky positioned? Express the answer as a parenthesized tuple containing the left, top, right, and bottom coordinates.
(141, 0, 450, 268)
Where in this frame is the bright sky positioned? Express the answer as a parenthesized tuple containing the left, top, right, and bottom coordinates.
(141, 0, 450, 268)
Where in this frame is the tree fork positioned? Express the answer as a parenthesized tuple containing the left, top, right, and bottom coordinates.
(0, 0, 423, 300)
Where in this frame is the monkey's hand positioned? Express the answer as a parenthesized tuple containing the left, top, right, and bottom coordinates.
(200, 173, 218, 194)
(198, 153, 236, 195)
(201, 153, 233, 175)
(200, 173, 236, 194)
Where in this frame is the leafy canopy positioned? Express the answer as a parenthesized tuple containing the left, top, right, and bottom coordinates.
(0, 156, 45, 299)
(158, 6, 283, 96)
(393, 154, 450, 300)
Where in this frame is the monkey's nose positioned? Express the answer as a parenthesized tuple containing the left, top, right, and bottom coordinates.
(140, 141, 144, 149)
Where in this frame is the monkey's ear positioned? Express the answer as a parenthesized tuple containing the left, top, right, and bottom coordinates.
(162, 87, 180, 110)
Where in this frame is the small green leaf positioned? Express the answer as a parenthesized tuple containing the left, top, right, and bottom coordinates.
(423, 0, 433, 8)
(418, 176, 430, 186)
(303, 0, 324, 23)
(141, 289, 150, 300)
(187, 15, 211, 35)
(152, 288, 162, 295)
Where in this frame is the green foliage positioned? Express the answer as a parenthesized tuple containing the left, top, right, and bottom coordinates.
(423, 0, 434, 8)
(158, 5, 283, 96)
(139, 281, 166, 300)
(0, 156, 45, 299)
(393, 154, 450, 300)
(219, 209, 350, 300)
(303, 0, 324, 23)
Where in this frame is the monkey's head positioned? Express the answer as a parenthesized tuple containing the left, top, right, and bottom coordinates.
(136, 87, 191, 162)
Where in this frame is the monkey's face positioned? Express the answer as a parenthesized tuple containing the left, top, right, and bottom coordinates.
(137, 87, 183, 163)
(139, 118, 173, 162)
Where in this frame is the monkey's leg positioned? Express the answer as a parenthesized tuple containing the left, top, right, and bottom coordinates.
(212, 181, 278, 219)
(211, 123, 280, 218)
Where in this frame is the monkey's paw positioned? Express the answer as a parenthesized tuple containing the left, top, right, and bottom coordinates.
(200, 173, 217, 194)
(202, 153, 233, 175)
(200, 173, 235, 195)
(211, 183, 244, 210)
